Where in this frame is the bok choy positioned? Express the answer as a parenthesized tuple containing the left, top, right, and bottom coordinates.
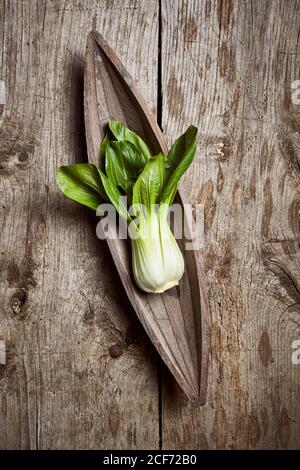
(56, 121, 197, 293)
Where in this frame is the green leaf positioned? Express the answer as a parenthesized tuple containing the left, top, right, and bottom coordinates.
(105, 141, 143, 196)
(109, 120, 151, 161)
(118, 140, 148, 170)
(160, 125, 197, 206)
(166, 125, 197, 172)
(100, 133, 110, 169)
(132, 154, 167, 214)
(99, 171, 131, 221)
(56, 164, 105, 211)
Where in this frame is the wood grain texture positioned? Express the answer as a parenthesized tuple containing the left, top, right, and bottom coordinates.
(0, 0, 159, 449)
(160, 0, 300, 449)
(1, 0, 300, 450)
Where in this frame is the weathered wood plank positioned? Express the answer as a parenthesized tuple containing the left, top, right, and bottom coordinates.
(161, 0, 300, 449)
(0, 0, 159, 449)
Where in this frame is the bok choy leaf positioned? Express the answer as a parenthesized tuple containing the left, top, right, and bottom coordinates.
(56, 163, 105, 210)
(109, 120, 151, 162)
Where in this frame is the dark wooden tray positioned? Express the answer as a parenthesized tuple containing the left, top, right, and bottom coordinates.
(84, 31, 209, 404)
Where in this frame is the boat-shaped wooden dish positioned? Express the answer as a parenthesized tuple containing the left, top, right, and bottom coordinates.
(84, 31, 209, 404)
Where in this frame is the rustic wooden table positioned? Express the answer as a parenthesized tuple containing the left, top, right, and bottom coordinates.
(1, 0, 300, 450)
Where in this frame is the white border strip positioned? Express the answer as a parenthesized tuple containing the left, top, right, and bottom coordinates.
(0, 80, 6, 105)
(0, 341, 6, 364)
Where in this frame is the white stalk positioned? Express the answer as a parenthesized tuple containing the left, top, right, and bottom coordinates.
(131, 206, 184, 294)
